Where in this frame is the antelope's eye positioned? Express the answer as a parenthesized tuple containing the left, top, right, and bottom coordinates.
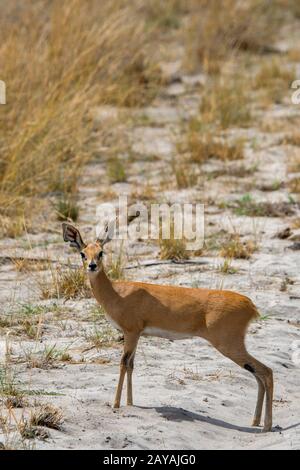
(98, 251, 103, 259)
(80, 252, 86, 260)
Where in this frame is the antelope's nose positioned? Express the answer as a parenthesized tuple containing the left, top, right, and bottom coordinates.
(89, 262, 97, 271)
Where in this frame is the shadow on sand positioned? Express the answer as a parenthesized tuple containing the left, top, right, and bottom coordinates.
(138, 406, 300, 434)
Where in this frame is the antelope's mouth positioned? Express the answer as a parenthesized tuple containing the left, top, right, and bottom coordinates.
(87, 265, 101, 274)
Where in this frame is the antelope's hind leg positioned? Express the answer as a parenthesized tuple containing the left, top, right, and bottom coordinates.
(212, 341, 273, 432)
(252, 376, 265, 427)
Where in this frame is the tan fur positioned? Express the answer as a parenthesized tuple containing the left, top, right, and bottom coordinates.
(62, 223, 273, 432)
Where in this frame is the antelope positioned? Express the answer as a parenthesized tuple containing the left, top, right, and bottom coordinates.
(62, 219, 273, 432)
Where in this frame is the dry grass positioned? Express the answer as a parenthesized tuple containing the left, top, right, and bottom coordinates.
(218, 258, 238, 274)
(287, 147, 300, 173)
(131, 183, 155, 202)
(291, 217, 300, 229)
(200, 77, 252, 129)
(208, 164, 257, 180)
(185, 0, 281, 73)
(160, 238, 189, 260)
(220, 234, 257, 260)
(285, 133, 300, 147)
(0, 0, 163, 227)
(20, 421, 50, 441)
(288, 48, 300, 62)
(4, 396, 28, 409)
(231, 194, 296, 217)
(183, 367, 202, 381)
(287, 0, 300, 18)
(0, 0, 294, 238)
(142, 0, 188, 30)
(159, 224, 189, 260)
(0, 366, 24, 402)
(84, 325, 120, 350)
(29, 404, 63, 430)
(0, 216, 25, 239)
(107, 157, 127, 183)
(21, 344, 71, 369)
(12, 258, 50, 273)
(0, 403, 36, 449)
(38, 265, 91, 300)
(106, 244, 126, 280)
(289, 177, 300, 193)
(257, 180, 283, 192)
(173, 161, 198, 188)
(183, 128, 244, 164)
(0, 303, 47, 339)
(55, 197, 79, 222)
(254, 59, 296, 103)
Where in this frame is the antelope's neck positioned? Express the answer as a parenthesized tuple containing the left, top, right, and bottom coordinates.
(88, 269, 120, 314)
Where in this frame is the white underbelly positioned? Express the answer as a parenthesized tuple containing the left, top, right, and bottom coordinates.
(104, 316, 194, 341)
(105, 314, 122, 332)
(143, 326, 194, 341)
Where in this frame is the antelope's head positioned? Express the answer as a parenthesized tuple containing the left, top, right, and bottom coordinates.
(62, 214, 139, 275)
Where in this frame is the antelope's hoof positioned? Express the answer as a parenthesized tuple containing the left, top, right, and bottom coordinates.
(113, 402, 120, 409)
(251, 419, 261, 427)
(262, 425, 272, 433)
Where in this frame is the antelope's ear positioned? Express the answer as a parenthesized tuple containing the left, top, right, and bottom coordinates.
(62, 223, 86, 251)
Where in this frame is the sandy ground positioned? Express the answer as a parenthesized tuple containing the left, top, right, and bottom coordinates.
(17, 316, 300, 450)
(1, 20, 300, 451)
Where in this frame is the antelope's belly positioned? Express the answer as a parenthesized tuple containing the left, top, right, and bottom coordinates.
(143, 326, 194, 341)
(105, 314, 122, 332)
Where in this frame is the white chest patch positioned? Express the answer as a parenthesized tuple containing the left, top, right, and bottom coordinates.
(105, 314, 122, 332)
(143, 327, 193, 341)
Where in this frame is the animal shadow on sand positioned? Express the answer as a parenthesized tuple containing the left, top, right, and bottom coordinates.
(138, 406, 300, 434)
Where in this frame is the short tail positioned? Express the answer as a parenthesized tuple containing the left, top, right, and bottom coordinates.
(249, 300, 260, 321)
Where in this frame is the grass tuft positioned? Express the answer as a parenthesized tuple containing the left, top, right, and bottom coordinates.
(173, 162, 198, 188)
(218, 258, 238, 274)
(38, 265, 90, 300)
(29, 404, 63, 430)
(107, 157, 127, 183)
(159, 223, 189, 260)
(185, 0, 281, 73)
(200, 77, 252, 129)
(55, 197, 79, 222)
(183, 128, 244, 164)
(220, 234, 256, 260)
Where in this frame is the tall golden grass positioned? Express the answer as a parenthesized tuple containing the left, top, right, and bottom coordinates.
(0, 0, 293, 235)
(185, 0, 282, 73)
(0, 0, 165, 222)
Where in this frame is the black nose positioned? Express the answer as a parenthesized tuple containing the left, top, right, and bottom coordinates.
(89, 263, 97, 271)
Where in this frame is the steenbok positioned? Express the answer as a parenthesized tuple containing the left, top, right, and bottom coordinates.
(62, 219, 273, 432)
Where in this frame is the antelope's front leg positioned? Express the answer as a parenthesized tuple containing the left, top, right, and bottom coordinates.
(113, 355, 127, 408)
(126, 349, 137, 406)
(113, 332, 140, 408)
